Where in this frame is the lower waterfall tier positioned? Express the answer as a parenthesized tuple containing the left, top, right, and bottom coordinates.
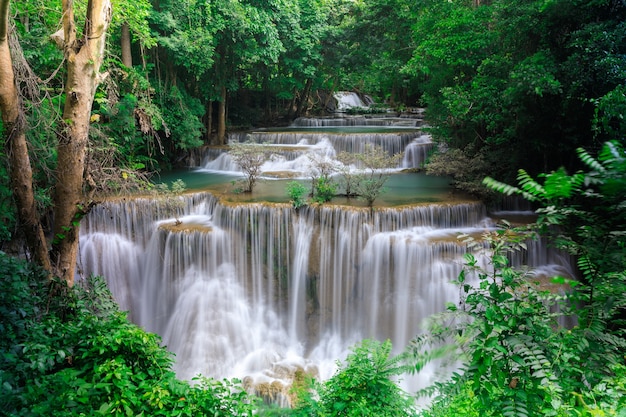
(78, 193, 573, 400)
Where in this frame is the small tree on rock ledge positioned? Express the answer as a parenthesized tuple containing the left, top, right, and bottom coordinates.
(228, 140, 271, 193)
(355, 144, 403, 207)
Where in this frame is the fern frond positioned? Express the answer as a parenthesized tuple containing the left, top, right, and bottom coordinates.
(542, 167, 576, 200)
(516, 170, 544, 201)
(483, 176, 522, 195)
(577, 147, 606, 174)
(502, 398, 530, 417)
(483, 175, 538, 202)
(570, 172, 586, 191)
(599, 140, 626, 167)
(576, 255, 598, 283)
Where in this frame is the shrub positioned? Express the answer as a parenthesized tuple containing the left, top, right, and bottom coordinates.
(413, 142, 626, 416)
(0, 252, 257, 416)
(411, 228, 626, 416)
(312, 177, 337, 204)
(291, 339, 416, 417)
(286, 181, 308, 209)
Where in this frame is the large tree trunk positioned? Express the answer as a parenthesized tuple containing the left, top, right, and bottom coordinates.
(120, 21, 132, 67)
(51, 0, 111, 285)
(216, 86, 226, 145)
(0, 0, 51, 271)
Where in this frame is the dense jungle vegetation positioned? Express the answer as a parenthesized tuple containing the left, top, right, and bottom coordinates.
(1, 0, 625, 415)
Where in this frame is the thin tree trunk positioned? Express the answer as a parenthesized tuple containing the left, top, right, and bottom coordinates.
(288, 87, 299, 119)
(120, 21, 132, 67)
(205, 100, 213, 144)
(263, 75, 271, 121)
(51, 0, 111, 285)
(0, 0, 51, 271)
(217, 86, 226, 145)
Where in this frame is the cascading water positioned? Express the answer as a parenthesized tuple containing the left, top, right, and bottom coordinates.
(200, 115, 434, 174)
(333, 91, 370, 112)
(78, 114, 574, 405)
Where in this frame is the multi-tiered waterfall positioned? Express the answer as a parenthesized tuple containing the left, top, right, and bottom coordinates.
(78, 114, 572, 404)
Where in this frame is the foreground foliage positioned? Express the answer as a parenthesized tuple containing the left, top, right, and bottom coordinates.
(287, 340, 416, 417)
(0, 253, 257, 416)
(413, 230, 626, 416)
(413, 141, 626, 416)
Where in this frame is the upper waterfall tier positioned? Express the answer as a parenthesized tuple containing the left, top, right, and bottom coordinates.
(228, 129, 427, 156)
(292, 115, 424, 127)
(194, 115, 433, 183)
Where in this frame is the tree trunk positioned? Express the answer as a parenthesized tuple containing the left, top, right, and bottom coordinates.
(217, 86, 226, 145)
(263, 75, 271, 121)
(296, 78, 312, 118)
(205, 100, 213, 144)
(287, 88, 297, 119)
(0, 0, 51, 271)
(120, 21, 132, 67)
(51, 0, 111, 285)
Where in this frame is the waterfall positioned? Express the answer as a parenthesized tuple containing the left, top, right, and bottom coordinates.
(334, 91, 369, 112)
(78, 114, 574, 403)
(78, 193, 574, 399)
(80, 199, 483, 372)
(401, 134, 434, 169)
(200, 130, 430, 173)
(292, 116, 422, 127)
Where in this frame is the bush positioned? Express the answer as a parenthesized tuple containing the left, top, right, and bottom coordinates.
(413, 141, 626, 416)
(286, 181, 308, 209)
(0, 252, 257, 416)
(312, 177, 337, 204)
(291, 339, 416, 417)
(354, 144, 403, 207)
(411, 228, 626, 416)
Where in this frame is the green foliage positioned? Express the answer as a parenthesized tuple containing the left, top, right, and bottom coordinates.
(415, 140, 626, 417)
(483, 141, 625, 289)
(326, 0, 419, 102)
(158, 85, 205, 151)
(99, 93, 157, 169)
(291, 339, 416, 417)
(111, 0, 156, 48)
(411, 0, 626, 182)
(0, 252, 258, 416)
(412, 227, 626, 417)
(306, 151, 337, 204)
(286, 181, 308, 209)
(484, 166, 586, 205)
(0, 151, 16, 244)
(592, 84, 626, 140)
(311, 177, 336, 204)
(515, 142, 626, 332)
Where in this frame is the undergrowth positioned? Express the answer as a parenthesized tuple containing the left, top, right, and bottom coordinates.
(0, 252, 257, 416)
